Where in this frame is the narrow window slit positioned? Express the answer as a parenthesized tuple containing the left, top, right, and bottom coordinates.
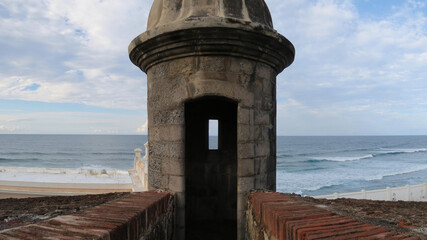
(208, 119, 218, 150)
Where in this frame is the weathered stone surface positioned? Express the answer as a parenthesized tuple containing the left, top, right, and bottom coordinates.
(238, 107, 254, 125)
(161, 157, 184, 176)
(238, 177, 255, 192)
(130, 19, 294, 74)
(238, 142, 255, 159)
(238, 124, 255, 142)
(255, 140, 271, 157)
(254, 156, 269, 175)
(254, 173, 268, 189)
(169, 175, 185, 192)
(150, 125, 184, 142)
(238, 158, 255, 177)
(147, 0, 273, 30)
(149, 141, 184, 159)
(151, 109, 184, 125)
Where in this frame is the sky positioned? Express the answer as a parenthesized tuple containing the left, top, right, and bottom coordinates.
(0, 0, 426, 136)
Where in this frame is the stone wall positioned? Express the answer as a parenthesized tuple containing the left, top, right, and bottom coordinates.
(146, 54, 278, 238)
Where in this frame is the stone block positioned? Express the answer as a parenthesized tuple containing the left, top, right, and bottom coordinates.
(262, 95, 274, 110)
(237, 192, 248, 219)
(254, 124, 270, 141)
(252, 76, 264, 95)
(238, 107, 254, 125)
(238, 176, 254, 192)
(152, 108, 184, 125)
(150, 125, 184, 142)
(228, 57, 254, 75)
(162, 157, 185, 176)
(188, 79, 236, 100)
(149, 77, 188, 106)
(151, 62, 169, 78)
(197, 56, 226, 72)
(254, 174, 268, 190)
(262, 76, 275, 95)
(238, 142, 255, 159)
(254, 156, 268, 175)
(149, 141, 184, 159)
(255, 140, 270, 157)
(168, 57, 195, 77)
(254, 110, 270, 124)
(225, 72, 242, 83)
(238, 124, 255, 142)
(238, 74, 253, 88)
(255, 63, 272, 79)
(253, 97, 263, 109)
(148, 155, 162, 172)
(235, 86, 254, 108)
(192, 71, 229, 81)
(149, 170, 168, 190)
(169, 175, 185, 192)
(238, 158, 255, 177)
(237, 192, 248, 240)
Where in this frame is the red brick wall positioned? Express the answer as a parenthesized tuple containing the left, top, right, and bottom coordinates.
(0, 191, 174, 240)
(247, 192, 421, 240)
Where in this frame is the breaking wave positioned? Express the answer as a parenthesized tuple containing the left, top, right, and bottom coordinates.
(308, 148, 427, 162)
(310, 155, 374, 162)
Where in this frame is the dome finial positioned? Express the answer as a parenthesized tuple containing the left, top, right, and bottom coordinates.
(147, 0, 273, 30)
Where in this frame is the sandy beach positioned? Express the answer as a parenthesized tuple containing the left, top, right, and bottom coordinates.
(0, 166, 133, 199)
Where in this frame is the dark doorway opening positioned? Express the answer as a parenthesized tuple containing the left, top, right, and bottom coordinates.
(185, 97, 237, 240)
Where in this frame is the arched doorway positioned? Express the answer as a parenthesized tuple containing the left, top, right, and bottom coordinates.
(185, 97, 237, 240)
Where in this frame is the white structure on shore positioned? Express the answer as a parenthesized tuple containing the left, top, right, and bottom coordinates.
(0, 146, 149, 199)
(128, 144, 148, 192)
(314, 182, 427, 202)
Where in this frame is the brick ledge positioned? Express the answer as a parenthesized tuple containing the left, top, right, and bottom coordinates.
(247, 192, 424, 240)
(0, 191, 173, 240)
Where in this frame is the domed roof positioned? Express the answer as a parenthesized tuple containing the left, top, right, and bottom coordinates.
(147, 0, 273, 30)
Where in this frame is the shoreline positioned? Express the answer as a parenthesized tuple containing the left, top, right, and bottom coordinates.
(0, 192, 45, 199)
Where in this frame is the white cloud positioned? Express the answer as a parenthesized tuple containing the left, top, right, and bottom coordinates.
(0, 124, 21, 132)
(136, 120, 148, 134)
(0, 0, 152, 110)
(267, 0, 427, 135)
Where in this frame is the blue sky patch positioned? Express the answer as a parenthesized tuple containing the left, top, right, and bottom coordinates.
(0, 4, 10, 18)
(74, 29, 85, 37)
(22, 83, 41, 91)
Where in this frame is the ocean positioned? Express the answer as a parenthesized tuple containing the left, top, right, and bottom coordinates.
(0, 135, 426, 196)
(277, 136, 427, 195)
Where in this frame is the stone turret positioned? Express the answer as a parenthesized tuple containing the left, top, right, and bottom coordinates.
(129, 0, 294, 239)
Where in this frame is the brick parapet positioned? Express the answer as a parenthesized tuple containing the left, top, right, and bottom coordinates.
(247, 192, 423, 240)
(0, 191, 174, 240)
